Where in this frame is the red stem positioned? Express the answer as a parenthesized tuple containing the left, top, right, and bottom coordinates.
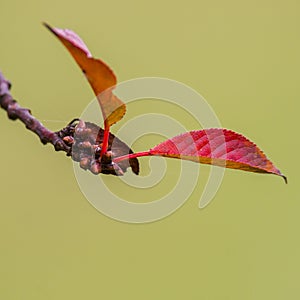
(113, 151, 152, 163)
(100, 122, 110, 157)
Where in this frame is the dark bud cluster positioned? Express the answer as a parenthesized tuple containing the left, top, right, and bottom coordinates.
(57, 119, 139, 176)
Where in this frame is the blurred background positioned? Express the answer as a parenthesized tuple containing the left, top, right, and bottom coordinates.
(0, 0, 299, 299)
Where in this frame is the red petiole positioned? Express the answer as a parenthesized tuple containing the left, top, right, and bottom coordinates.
(100, 121, 110, 158)
(113, 151, 152, 163)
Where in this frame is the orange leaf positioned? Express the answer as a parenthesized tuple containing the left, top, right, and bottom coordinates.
(44, 23, 125, 127)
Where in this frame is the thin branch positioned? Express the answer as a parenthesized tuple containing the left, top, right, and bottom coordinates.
(0, 71, 70, 153)
(0, 71, 139, 176)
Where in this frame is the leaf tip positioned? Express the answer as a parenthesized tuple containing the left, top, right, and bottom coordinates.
(42, 22, 56, 35)
(42, 21, 51, 29)
(282, 174, 288, 184)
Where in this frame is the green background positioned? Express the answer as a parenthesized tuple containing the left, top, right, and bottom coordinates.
(0, 0, 299, 299)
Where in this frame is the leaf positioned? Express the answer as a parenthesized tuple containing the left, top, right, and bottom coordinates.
(44, 23, 125, 127)
(149, 128, 287, 182)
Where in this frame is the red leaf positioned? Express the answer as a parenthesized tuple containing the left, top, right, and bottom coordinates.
(149, 129, 286, 182)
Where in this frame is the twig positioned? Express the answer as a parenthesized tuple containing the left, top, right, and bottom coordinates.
(0, 71, 70, 153)
(0, 71, 139, 176)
